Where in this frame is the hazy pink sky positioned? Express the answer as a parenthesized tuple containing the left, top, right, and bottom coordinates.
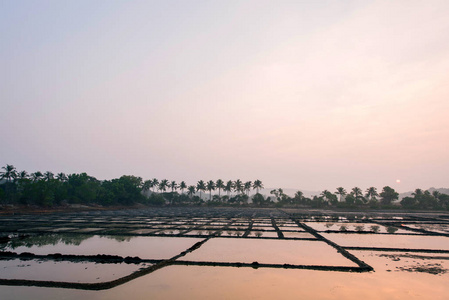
(1, 0, 448, 193)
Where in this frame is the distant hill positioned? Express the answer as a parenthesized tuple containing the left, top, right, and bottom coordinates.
(399, 187, 449, 200)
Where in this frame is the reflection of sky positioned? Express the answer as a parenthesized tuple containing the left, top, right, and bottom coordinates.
(2, 1, 449, 192)
(3, 235, 202, 259)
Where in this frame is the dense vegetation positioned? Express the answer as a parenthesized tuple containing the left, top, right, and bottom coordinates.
(1, 164, 448, 210)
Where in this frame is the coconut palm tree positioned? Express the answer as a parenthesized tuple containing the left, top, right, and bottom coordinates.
(253, 180, 263, 194)
(244, 181, 252, 196)
(31, 171, 43, 182)
(432, 190, 441, 200)
(169, 180, 178, 193)
(336, 187, 346, 202)
(0, 164, 17, 183)
(159, 179, 169, 193)
(43, 171, 54, 181)
(234, 179, 243, 195)
(187, 185, 196, 199)
(179, 181, 187, 195)
(216, 179, 224, 198)
(151, 178, 159, 193)
(352, 187, 363, 199)
(224, 180, 234, 198)
(206, 180, 215, 201)
(143, 180, 152, 193)
(365, 187, 378, 201)
(18, 171, 29, 180)
(196, 180, 206, 199)
(56, 172, 67, 182)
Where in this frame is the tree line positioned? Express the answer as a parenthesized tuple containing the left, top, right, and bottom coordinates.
(1, 164, 448, 210)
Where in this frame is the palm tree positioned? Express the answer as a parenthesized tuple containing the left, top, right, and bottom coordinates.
(206, 180, 215, 201)
(179, 181, 187, 195)
(159, 179, 169, 193)
(31, 171, 43, 182)
(352, 187, 363, 199)
(169, 180, 178, 193)
(187, 185, 196, 199)
(0, 164, 17, 183)
(143, 180, 152, 193)
(365, 187, 378, 201)
(56, 172, 67, 182)
(44, 171, 54, 181)
(432, 190, 441, 200)
(216, 179, 224, 198)
(151, 178, 159, 193)
(18, 171, 29, 180)
(196, 180, 206, 199)
(336, 187, 346, 202)
(234, 179, 243, 195)
(224, 180, 234, 198)
(244, 181, 252, 196)
(253, 179, 263, 194)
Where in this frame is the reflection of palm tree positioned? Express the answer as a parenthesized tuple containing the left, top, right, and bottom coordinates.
(370, 225, 380, 233)
(387, 226, 398, 234)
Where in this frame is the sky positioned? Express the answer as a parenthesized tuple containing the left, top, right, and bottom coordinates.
(1, 0, 449, 193)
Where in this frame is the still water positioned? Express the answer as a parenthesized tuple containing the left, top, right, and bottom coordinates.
(1, 208, 449, 299)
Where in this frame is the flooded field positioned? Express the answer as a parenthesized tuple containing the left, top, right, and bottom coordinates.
(1, 207, 449, 299)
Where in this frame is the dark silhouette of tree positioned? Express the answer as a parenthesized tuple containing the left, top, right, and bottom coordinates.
(365, 187, 378, 201)
(336, 187, 346, 202)
(159, 179, 169, 193)
(216, 179, 224, 198)
(234, 179, 243, 195)
(169, 180, 177, 193)
(31, 171, 43, 182)
(56, 172, 67, 182)
(196, 180, 206, 199)
(187, 185, 196, 199)
(1, 164, 17, 182)
(44, 171, 54, 181)
(206, 180, 215, 201)
(224, 180, 234, 198)
(253, 180, 263, 194)
(244, 181, 252, 196)
(179, 181, 187, 195)
(143, 180, 152, 193)
(380, 186, 399, 205)
(151, 178, 159, 193)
